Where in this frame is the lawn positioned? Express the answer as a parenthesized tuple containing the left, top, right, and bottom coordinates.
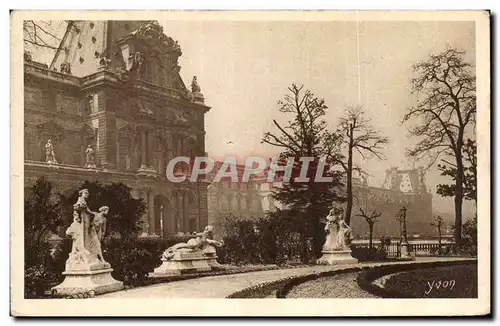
(383, 264, 477, 298)
(286, 272, 378, 298)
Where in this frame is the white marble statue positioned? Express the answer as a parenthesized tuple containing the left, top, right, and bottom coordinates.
(45, 139, 57, 164)
(93, 206, 108, 241)
(322, 208, 352, 251)
(161, 225, 224, 260)
(52, 190, 123, 296)
(66, 189, 109, 268)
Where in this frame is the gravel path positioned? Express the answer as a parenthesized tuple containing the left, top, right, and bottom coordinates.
(286, 272, 378, 298)
(98, 257, 472, 299)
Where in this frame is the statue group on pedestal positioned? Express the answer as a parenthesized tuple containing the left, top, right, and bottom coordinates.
(52, 189, 123, 296)
(66, 189, 109, 269)
(322, 208, 352, 251)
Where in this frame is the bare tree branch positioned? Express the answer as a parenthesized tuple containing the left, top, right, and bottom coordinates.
(402, 47, 476, 246)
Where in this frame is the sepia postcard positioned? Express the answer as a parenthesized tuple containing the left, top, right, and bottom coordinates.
(10, 10, 490, 317)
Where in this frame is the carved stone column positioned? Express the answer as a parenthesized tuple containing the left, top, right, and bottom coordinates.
(140, 129, 147, 169)
(177, 192, 183, 234)
(166, 134, 173, 166)
(148, 190, 157, 236)
(132, 189, 149, 236)
(158, 149, 165, 177)
(147, 130, 154, 168)
(177, 136, 183, 157)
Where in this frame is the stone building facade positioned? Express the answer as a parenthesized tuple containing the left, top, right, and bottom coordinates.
(24, 20, 211, 237)
(350, 167, 434, 238)
(205, 163, 433, 239)
(206, 162, 267, 225)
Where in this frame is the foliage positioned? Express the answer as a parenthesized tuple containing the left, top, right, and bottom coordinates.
(402, 48, 476, 246)
(104, 238, 156, 286)
(216, 212, 313, 266)
(24, 178, 64, 298)
(350, 245, 388, 262)
(336, 106, 388, 225)
(60, 181, 146, 241)
(436, 138, 477, 202)
(24, 264, 58, 298)
(24, 177, 62, 255)
(457, 217, 477, 256)
(261, 84, 346, 261)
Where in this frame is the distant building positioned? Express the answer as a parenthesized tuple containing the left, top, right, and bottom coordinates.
(207, 161, 433, 239)
(350, 167, 433, 239)
(206, 161, 282, 225)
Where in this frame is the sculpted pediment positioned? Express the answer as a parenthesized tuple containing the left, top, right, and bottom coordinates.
(113, 21, 187, 91)
(37, 121, 65, 135)
(118, 124, 136, 135)
(130, 98, 155, 116)
(79, 124, 95, 136)
(133, 21, 182, 55)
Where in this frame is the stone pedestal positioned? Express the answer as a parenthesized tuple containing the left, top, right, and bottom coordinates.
(316, 250, 358, 265)
(151, 251, 218, 276)
(400, 241, 414, 260)
(205, 255, 224, 269)
(51, 267, 123, 297)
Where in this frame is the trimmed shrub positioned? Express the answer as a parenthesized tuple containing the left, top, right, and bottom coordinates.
(216, 214, 310, 266)
(25, 264, 58, 298)
(350, 245, 388, 262)
(104, 236, 196, 286)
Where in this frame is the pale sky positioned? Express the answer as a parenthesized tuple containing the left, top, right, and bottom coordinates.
(27, 20, 476, 216)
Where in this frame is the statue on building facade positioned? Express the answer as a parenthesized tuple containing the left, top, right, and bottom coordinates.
(99, 56, 112, 70)
(24, 51, 32, 62)
(191, 76, 201, 93)
(60, 62, 72, 75)
(125, 152, 131, 170)
(173, 111, 189, 125)
(45, 139, 58, 164)
(85, 144, 97, 168)
(129, 52, 144, 77)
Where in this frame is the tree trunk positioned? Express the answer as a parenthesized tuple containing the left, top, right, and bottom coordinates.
(438, 227, 442, 246)
(300, 231, 309, 264)
(455, 150, 464, 247)
(369, 224, 373, 249)
(345, 131, 354, 225)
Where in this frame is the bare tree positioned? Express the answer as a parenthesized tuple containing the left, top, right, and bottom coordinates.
(337, 106, 388, 226)
(356, 208, 381, 250)
(23, 20, 65, 51)
(262, 83, 345, 260)
(402, 48, 476, 246)
(430, 215, 445, 246)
